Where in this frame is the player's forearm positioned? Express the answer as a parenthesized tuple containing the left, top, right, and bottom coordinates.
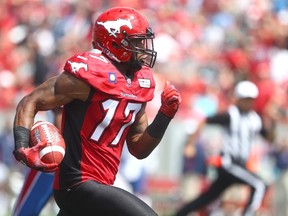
(128, 112, 171, 159)
(127, 82, 180, 159)
(14, 96, 37, 129)
(13, 96, 38, 150)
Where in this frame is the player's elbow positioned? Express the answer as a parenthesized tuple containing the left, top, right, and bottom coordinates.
(127, 142, 154, 159)
(126, 132, 158, 159)
(133, 154, 148, 160)
(128, 148, 150, 159)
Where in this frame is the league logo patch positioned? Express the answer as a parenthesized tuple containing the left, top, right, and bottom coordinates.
(109, 72, 117, 83)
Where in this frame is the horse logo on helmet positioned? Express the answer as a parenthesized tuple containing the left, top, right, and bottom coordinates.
(97, 19, 132, 38)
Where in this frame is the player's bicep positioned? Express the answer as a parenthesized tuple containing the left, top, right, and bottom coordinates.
(55, 72, 91, 103)
(14, 76, 68, 128)
(30, 72, 90, 111)
(32, 76, 70, 110)
(126, 104, 161, 159)
(14, 73, 90, 128)
(126, 104, 148, 143)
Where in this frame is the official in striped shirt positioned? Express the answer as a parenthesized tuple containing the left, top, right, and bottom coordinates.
(176, 80, 274, 216)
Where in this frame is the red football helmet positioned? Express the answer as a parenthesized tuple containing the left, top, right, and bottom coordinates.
(93, 7, 157, 68)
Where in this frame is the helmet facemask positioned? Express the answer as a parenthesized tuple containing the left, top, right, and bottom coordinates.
(121, 28, 157, 68)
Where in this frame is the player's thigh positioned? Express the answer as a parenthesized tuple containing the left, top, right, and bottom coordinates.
(54, 180, 157, 216)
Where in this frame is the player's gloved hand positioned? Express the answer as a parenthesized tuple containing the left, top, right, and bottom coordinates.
(159, 81, 181, 118)
(13, 142, 58, 172)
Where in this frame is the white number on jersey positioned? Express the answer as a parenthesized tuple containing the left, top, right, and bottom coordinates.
(90, 99, 142, 146)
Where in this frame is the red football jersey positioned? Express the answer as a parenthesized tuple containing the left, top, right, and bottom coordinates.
(53, 49, 155, 189)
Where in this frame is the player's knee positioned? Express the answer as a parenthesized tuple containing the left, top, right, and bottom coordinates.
(57, 209, 71, 216)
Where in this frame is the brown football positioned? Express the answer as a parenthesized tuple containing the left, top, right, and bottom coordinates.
(30, 121, 65, 165)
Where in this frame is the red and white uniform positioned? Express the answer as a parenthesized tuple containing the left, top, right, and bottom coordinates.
(53, 49, 155, 189)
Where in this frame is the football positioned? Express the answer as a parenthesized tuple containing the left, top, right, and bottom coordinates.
(30, 121, 65, 166)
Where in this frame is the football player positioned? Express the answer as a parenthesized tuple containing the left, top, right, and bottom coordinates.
(13, 7, 181, 216)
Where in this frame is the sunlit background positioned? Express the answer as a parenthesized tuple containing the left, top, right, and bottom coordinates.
(1, 0, 288, 215)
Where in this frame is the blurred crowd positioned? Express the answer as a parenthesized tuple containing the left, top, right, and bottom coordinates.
(1, 0, 288, 215)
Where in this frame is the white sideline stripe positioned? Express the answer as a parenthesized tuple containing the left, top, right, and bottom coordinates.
(39, 145, 65, 158)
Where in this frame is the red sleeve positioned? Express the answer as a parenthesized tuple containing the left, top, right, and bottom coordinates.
(63, 51, 155, 102)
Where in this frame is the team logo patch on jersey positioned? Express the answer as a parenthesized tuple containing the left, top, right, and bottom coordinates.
(68, 61, 88, 73)
(138, 79, 151, 88)
(108, 72, 117, 83)
(97, 19, 132, 38)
